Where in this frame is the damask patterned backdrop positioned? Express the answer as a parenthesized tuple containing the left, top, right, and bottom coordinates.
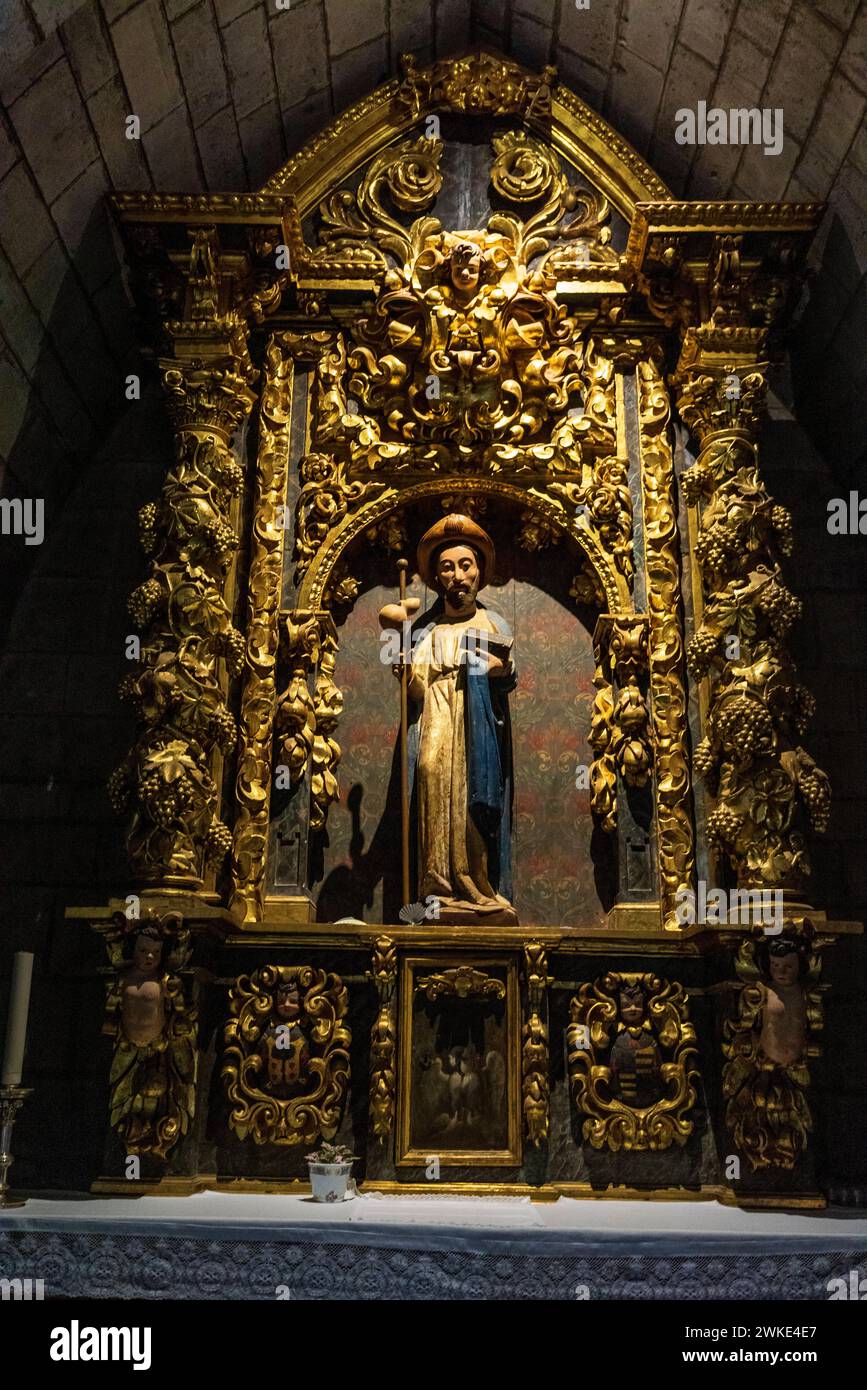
(313, 530, 612, 928)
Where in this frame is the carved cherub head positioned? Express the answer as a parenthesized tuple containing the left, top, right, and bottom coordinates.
(131, 926, 163, 976)
(767, 937, 804, 986)
(450, 240, 482, 293)
(757, 932, 808, 986)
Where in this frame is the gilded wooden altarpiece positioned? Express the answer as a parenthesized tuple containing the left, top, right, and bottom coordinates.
(69, 51, 862, 1204)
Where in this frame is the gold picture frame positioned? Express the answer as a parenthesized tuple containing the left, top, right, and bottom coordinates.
(396, 955, 522, 1167)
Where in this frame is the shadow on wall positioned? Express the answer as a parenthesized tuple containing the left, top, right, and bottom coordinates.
(790, 208, 867, 494)
(766, 205, 867, 1190)
(0, 194, 173, 1190)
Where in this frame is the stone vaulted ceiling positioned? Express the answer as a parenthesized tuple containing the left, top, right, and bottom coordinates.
(0, 0, 865, 504)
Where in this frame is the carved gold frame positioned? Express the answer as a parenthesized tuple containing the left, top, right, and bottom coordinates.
(230, 349, 690, 931)
(567, 970, 700, 1151)
(396, 954, 522, 1167)
(222, 963, 351, 1147)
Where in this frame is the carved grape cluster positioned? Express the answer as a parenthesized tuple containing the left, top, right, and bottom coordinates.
(117, 672, 140, 706)
(707, 805, 743, 849)
(694, 526, 735, 578)
(687, 626, 720, 678)
(798, 763, 831, 833)
(211, 450, 243, 497)
(770, 504, 793, 555)
(680, 462, 712, 505)
(220, 627, 246, 677)
(209, 705, 237, 754)
(792, 687, 816, 737)
(140, 769, 195, 827)
(693, 736, 717, 781)
(759, 576, 802, 638)
(205, 820, 233, 864)
(714, 696, 774, 762)
(128, 577, 163, 627)
(138, 502, 158, 554)
(107, 765, 131, 816)
(204, 517, 238, 561)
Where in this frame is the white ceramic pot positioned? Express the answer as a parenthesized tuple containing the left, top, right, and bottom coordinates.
(308, 1161, 354, 1202)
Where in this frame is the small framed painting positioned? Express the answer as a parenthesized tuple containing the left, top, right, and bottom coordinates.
(396, 955, 522, 1167)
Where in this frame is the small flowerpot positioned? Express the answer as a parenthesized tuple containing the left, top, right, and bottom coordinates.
(307, 1161, 354, 1203)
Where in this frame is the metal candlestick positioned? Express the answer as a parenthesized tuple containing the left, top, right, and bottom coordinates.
(0, 1085, 32, 1208)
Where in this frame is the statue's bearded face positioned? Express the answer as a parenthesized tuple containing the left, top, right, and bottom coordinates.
(435, 543, 481, 611)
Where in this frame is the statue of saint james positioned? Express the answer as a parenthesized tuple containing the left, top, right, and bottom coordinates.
(379, 514, 518, 925)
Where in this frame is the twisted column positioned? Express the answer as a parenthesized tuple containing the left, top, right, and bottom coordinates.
(110, 348, 256, 887)
(672, 326, 830, 896)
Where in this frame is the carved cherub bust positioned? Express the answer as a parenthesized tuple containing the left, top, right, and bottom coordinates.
(260, 982, 310, 1095)
(120, 925, 167, 1047)
(756, 935, 807, 1066)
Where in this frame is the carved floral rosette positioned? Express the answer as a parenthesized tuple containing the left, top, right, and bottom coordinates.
(567, 971, 699, 1151)
(722, 926, 824, 1171)
(101, 908, 197, 1160)
(222, 964, 350, 1146)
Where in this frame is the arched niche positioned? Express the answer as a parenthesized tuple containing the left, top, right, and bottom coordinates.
(300, 490, 618, 928)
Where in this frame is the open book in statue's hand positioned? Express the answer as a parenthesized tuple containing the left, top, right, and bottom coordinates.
(464, 629, 513, 678)
(464, 630, 513, 659)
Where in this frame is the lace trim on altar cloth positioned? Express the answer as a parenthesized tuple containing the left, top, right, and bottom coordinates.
(1, 1229, 863, 1301)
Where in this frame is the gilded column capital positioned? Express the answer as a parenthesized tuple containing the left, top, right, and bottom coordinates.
(158, 354, 257, 439)
(671, 325, 768, 443)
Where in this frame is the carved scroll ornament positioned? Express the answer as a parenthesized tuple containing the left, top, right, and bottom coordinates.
(567, 972, 699, 1151)
(223, 964, 350, 1146)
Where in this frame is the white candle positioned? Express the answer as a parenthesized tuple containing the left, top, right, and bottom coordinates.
(1, 952, 34, 1086)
